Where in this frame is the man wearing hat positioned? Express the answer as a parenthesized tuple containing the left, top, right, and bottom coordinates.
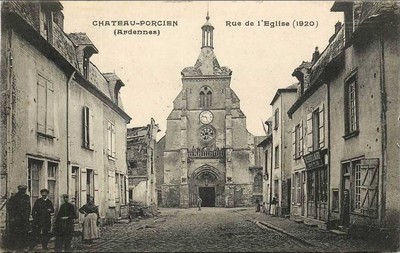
(6, 185, 31, 250)
(55, 194, 76, 252)
(30, 188, 54, 250)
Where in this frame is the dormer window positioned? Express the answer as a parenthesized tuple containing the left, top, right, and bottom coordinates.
(83, 50, 90, 79)
(39, 7, 53, 42)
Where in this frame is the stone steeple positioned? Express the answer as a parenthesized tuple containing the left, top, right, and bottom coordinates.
(181, 14, 232, 77)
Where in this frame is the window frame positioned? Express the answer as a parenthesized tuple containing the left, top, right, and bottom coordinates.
(274, 145, 279, 169)
(343, 71, 359, 139)
(274, 108, 279, 130)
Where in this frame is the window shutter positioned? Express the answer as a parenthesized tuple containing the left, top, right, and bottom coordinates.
(46, 81, 54, 136)
(112, 124, 116, 157)
(37, 76, 46, 133)
(89, 108, 94, 149)
(94, 170, 99, 205)
(125, 175, 129, 203)
(306, 112, 313, 152)
(292, 127, 296, 158)
(107, 122, 112, 156)
(108, 170, 116, 207)
(319, 104, 325, 148)
(359, 158, 379, 217)
(83, 107, 88, 147)
(81, 169, 87, 204)
(299, 121, 304, 156)
(291, 174, 295, 204)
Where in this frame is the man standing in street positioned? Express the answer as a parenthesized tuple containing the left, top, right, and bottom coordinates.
(197, 196, 202, 211)
(30, 188, 55, 250)
(55, 194, 76, 252)
(6, 185, 31, 251)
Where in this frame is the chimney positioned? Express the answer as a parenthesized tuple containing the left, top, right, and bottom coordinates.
(311, 47, 320, 65)
(335, 21, 342, 34)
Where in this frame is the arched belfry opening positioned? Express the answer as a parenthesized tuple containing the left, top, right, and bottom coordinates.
(189, 165, 224, 207)
(201, 12, 214, 49)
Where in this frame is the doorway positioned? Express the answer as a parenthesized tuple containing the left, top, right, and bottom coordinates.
(199, 187, 215, 207)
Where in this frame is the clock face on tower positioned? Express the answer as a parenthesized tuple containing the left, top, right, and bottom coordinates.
(200, 127, 214, 141)
(199, 110, 213, 124)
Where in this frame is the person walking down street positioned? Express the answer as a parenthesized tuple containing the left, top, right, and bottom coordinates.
(255, 199, 261, 212)
(55, 194, 77, 252)
(79, 196, 100, 244)
(197, 196, 202, 211)
(30, 188, 55, 251)
(261, 201, 266, 213)
(270, 195, 278, 216)
(6, 185, 31, 251)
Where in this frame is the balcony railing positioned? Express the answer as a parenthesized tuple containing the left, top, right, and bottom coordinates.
(188, 149, 225, 158)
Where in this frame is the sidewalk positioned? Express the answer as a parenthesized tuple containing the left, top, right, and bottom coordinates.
(236, 208, 393, 252)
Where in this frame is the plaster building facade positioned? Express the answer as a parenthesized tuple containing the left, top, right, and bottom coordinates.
(328, 1, 400, 237)
(127, 118, 160, 206)
(257, 118, 273, 211)
(0, 1, 131, 234)
(270, 85, 297, 216)
(284, 1, 399, 240)
(162, 15, 257, 208)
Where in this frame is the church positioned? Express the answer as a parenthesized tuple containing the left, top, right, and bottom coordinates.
(160, 14, 263, 208)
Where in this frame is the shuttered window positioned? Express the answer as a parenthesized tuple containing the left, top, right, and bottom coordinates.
(306, 103, 325, 152)
(37, 74, 55, 137)
(107, 121, 116, 158)
(342, 158, 379, 217)
(293, 121, 303, 159)
(108, 170, 116, 207)
(82, 107, 94, 149)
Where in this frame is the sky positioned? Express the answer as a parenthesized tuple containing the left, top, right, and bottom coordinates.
(61, 1, 343, 139)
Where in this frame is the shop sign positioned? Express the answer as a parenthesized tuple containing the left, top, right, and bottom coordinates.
(303, 150, 324, 170)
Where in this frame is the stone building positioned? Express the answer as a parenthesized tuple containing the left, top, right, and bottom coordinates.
(127, 118, 159, 206)
(270, 84, 297, 216)
(327, 1, 399, 239)
(285, 1, 399, 241)
(0, 0, 131, 232)
(161, 14, 258, 208)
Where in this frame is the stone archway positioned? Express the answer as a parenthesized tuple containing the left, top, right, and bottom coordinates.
(189, 165, 224, 207)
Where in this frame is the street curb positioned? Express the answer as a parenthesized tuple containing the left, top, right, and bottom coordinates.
(257, 221, 316, 247)
(233, 211, 316, 248)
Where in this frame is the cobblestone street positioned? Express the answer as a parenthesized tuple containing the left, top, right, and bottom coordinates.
(64, 208, 388, 252)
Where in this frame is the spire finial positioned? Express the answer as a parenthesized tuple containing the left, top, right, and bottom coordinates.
(206, 2, 210, 20)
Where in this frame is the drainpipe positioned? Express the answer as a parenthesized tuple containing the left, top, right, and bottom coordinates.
(327, 82, 331, 230)
(4, 28, 13, 223)
(269, 137, 273, 213)
(379, 34, 387, 228)
(66, 71, 76, 196)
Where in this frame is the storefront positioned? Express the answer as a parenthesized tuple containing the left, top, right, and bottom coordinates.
(303, 149, 328, 221)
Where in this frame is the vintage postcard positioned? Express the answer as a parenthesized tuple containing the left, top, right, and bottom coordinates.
(1, 1, 399, 252)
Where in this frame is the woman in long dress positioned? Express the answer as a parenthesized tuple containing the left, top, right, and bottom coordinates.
(79, 196, 100, 244)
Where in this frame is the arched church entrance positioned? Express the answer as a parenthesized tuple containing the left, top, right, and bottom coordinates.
(189, 165, 224, 207)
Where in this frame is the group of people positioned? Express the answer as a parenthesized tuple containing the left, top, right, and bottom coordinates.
(255, 194, 278, 216)
(6, 185, 100, 252)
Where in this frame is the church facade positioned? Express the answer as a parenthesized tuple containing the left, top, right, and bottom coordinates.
(161, 15, 261, 208)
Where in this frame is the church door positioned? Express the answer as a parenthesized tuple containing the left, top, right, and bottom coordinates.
(199, 187, 215, 207)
